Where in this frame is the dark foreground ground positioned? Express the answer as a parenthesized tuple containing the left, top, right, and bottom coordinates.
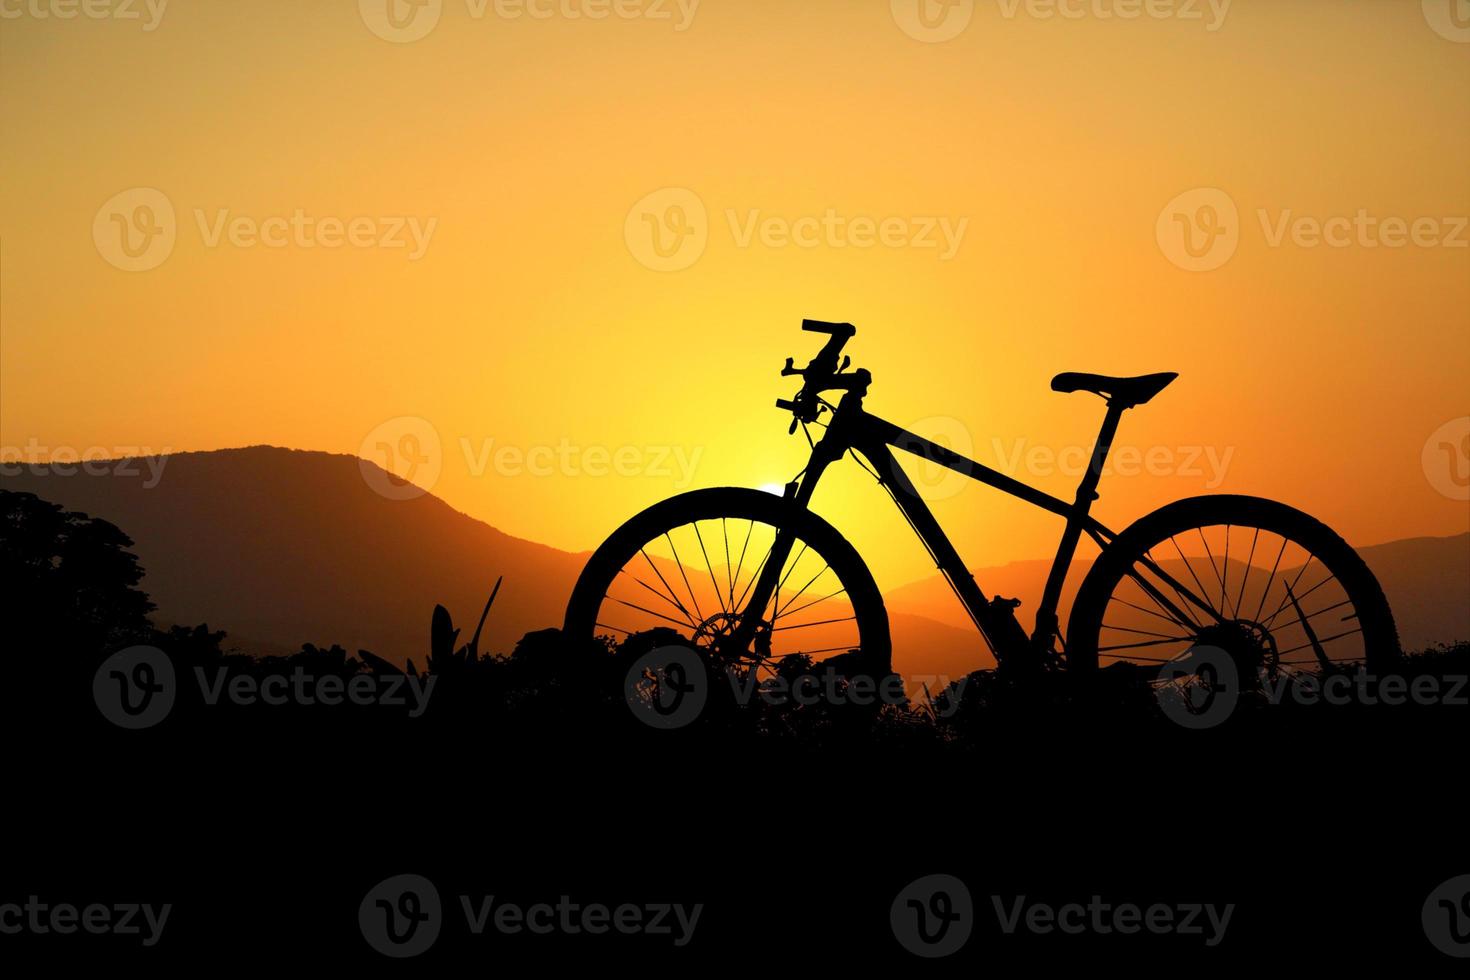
(4, 488, 1466, 969)
(5, 636, 1466, 972)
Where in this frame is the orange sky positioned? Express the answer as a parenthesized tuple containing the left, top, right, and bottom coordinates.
(2, 0, 1467, 596)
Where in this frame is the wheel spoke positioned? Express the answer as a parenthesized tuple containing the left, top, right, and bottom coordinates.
(1100, 623, 1195, 642)
(1170, 536, 1220, 623)
(722, 518, 733, 613)
(782, 585, 848, 619)
(775, 562, 832, 620)
(1107, 594, 1196, 630)
(1196, 526, 1229, 617)
(1235, 526, 1260, 621)
(620, 571, 698, 627)
(1251, 536, 1290, 624)
(609, 595, 698, 632)
(635, 549, 697, 627)
(1261, 570, 1337, 630)
(1263, 597, 1354, 635)
(691, 521, 728, 617)
(1134, 549, 1203, 628)
(1274, 627, 1364, 658)
(772, 615, 856, 632)
(1098, 636, 1197, 653)
(729, 518, 755, 611)
(663, 530, 706, 626)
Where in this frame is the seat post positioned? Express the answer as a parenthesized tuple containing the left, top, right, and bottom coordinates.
(1077, 399, 1126, 507)
(1033, 400, 1127, 650)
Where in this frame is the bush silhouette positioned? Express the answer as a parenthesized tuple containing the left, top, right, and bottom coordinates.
(3, 488, 1464, 760)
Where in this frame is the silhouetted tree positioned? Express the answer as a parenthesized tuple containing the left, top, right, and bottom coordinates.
(2, 489, 155, 658)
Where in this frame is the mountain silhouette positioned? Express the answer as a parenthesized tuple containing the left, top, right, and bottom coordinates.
(0, 447, 586, 663)
(2, 446, 1463, 678)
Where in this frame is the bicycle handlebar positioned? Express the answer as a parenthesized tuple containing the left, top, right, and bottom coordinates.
(776, 319, 866, 430)
(801, 318, 856, 337)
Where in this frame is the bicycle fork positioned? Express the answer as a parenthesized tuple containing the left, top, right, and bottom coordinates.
(719, 433, 846, 662)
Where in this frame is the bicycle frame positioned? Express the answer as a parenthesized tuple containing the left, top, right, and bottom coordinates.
(729, 383, 1217, 668)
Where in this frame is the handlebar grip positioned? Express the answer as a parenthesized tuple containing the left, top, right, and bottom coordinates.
(801, 319, 856, 337)
(775, 398, 797, 411)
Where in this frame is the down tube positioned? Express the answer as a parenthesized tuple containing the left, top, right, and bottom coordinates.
(854, 440, 1029, 660)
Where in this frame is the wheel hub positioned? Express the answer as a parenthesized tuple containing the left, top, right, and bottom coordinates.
(693, 611, 773, 664)
(1194, 618, 1279, 677)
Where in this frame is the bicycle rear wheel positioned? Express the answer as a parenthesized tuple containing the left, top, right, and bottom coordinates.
(1067, 495, 1399, 676)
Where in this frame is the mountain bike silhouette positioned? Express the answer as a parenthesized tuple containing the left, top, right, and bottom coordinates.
(565, 320, 1398, 685)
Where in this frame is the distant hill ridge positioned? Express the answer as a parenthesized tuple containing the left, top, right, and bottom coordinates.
(3, 446, 1464, 678)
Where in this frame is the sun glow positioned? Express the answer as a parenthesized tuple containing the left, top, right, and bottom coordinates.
(0, 1, 1464, 596)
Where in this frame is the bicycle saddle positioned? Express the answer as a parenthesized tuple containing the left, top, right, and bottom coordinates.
(1050, 371, 1178, 408)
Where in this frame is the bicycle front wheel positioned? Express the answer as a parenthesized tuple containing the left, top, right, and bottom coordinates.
(564, 488, 891, 678)
(1067, 495, 1399, 676)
